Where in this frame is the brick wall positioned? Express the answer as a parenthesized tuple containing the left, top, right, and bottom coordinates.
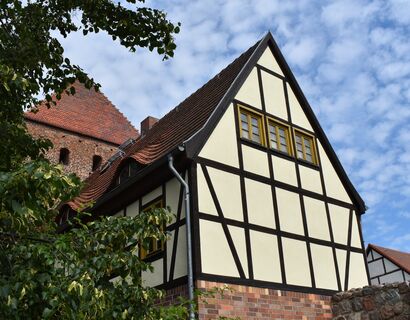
(331, 282, 410, 320)
(26, 120, 117, 180)
(196, 280, 332, 320)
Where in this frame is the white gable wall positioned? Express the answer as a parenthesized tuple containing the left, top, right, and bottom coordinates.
(195, 45, 367, 292)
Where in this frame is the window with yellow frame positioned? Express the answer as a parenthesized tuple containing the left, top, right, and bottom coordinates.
(294, 130, 318, 165)
(267, 119, 292, 155)
(140, 199, 164, 259)
(238, 105, 265, 145)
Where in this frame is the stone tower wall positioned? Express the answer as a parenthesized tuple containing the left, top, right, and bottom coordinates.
(27, 120, 118, 180)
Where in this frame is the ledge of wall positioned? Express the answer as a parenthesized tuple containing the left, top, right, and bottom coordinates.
(331, 282, 410, 320)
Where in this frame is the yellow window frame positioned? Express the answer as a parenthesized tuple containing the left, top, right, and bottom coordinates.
(293, 129, 318, 165)
(267, 118, 293, 155)
(140, 199, 165, 259)
(238, 105, 266, 146)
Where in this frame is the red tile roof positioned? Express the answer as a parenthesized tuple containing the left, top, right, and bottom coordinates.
(67, 41, 259, 210)
(368, 244, 410, 274)
(25, 82, 139, 145)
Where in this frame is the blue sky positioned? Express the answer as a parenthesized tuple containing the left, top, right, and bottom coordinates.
(60, 0, 410, 252)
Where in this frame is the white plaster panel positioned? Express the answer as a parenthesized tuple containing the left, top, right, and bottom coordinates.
(379, 270, 405, 284)
(235, 68, 262, 110)
(286, 83, 313, 131)
(166, 177, 181, 222)
(257, 47, 284, 76)
(350, 214, 362, 249)
(208, 167, 243, 221)
(261, 71, 288, 120)
(299, 165, 323, 194)
(311, 244, 338, 290)
(282, 238, 311, 287)
(304, 197, 330, 241)
(405, 272, 410, 281)
(276, 188, 304, 235)
(329, 204, 350, 245)
(245, 179, 275, 229)
(272, 155, 297, 187)
(370, 278, 379, 285)
(142, 186, 162, 205)
(197, 166, 218, 216)
(199, 105, 239, 168)
(174, 225, 187, 280)
(336, 249, 347, 288)
(368, 259, 385, 278)
(142, 258, 163, 288)
(348, 252, 369, 289)
(367, 251, 373, 262)
(318, 143, 352, 203)
(126, 200, 139, 217)
(384, 258, 400, 273)
(200, 220, 239, 277)
(229, 226, 248, 278)
(250, 231, 282, 283)
(242, 144, 270, 177)
(372, 251, 382, 259)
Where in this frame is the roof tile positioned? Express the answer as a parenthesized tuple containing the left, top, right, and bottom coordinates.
(25, 82, 139, 145)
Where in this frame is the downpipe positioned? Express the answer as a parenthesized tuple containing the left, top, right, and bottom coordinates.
(168, 154, 195, 320)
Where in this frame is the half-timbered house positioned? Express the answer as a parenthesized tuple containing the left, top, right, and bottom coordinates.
(367, 244, 410, 285)
(64, 32, 369, 319)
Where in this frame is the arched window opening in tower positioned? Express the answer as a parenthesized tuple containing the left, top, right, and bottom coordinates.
(59, 148, 70, 165)
(92, 155, 102, 171)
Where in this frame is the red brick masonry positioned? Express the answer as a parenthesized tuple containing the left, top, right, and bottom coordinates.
(162, 281, 332, 319)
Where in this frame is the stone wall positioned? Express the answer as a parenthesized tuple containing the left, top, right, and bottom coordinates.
(196, 280, 332, 320)
(26, 120, 117, 180)
(331, 282, 410, 319)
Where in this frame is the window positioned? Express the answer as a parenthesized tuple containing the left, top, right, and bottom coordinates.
(294, 130, 317, 164)
(115, 161, 139, 186)
(92, 155, 102, 171)
(59, 148, 70, 165)
(140, 199, 164, 259)
(268, 119, 292, 155)
(238, 106, 265, 145)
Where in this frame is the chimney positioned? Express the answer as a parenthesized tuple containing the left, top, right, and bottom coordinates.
(140, 116, 159, 137)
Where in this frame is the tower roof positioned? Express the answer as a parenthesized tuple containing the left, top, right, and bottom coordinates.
(25, 82, 139, 145)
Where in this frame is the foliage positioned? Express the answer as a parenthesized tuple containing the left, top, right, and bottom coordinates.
(0, 0, 202, 319)
(0, 0, 180, 171)
(0, 208, 187, 319)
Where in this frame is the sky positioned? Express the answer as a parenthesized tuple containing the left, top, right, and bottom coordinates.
(59, 0, 410, 252)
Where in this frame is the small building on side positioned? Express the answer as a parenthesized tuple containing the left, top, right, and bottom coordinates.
(367, 244, 410, 285)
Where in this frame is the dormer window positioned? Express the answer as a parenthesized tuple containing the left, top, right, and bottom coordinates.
(115, 160, 140, 186)
(59, 148, 70, 165)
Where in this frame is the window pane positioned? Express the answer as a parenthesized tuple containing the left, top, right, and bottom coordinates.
(297, 151, 304, 158)
(252, 133, 261, 143)
(279, 128, 286, 138)
(251, 117, 258, 126)
(306, 154, 312, 162)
